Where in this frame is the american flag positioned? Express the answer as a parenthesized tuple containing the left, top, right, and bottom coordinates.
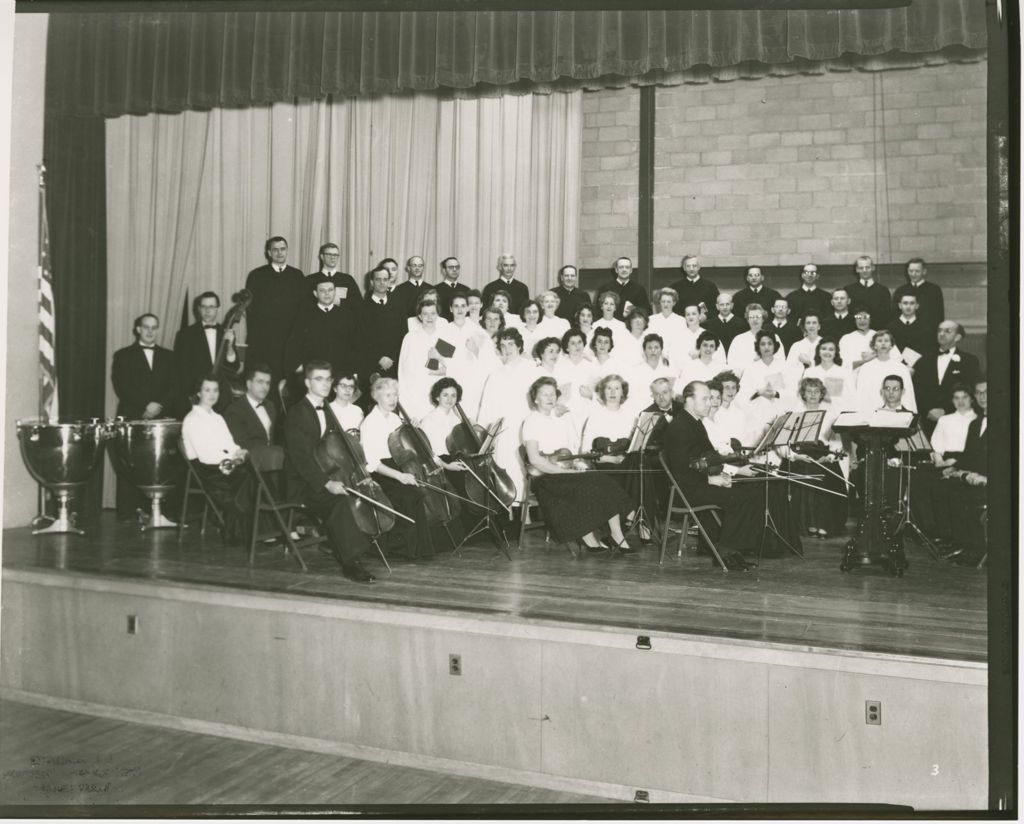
(38, 168, 58, 423)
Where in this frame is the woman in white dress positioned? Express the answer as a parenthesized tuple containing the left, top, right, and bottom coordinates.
(616, 307, 650, 369)
(854, 330, 917, 414)
(327, 373, 364, 432)
(676, 302, 722, 366)
(675, 331, 726, 395)
(537, 290, 571, 341)
(553, 328, 599, 430)
(519, 300, 545, 360)
(803, 338, 857, 412)
(647, 288, 688, 363)
(476, 328, 538, 502)
(593, 291, 628, 341)
(397, 297, 448, 423)
(739, 330, 797, 438)
(581, 374, 641, 522)
(785, 312, 825, 381)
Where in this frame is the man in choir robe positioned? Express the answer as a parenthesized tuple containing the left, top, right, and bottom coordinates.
(821, 288, 856, 340)
(890, 295, 934, 360)
(244, 236, 305, 385)
(703, 294, 746, 356)
(391, 256, 434, 318)
(434, 257, 471, 321)
(912, 320, 981, 434)
(785, 263, 833, 327)
(173, 291, 239, 413)
(361, 266, 407, 391)
(732, 266, 782, 319)
(768, 298, 801, 355)
(892, 258, 945, 337)
(670, 255, 719, 321)
(304, 242, 361, 310)
(281, 278, 363, 402)
(593, 257, 652, 321)
(844, 255, 892, 330)
(663, 380, 765, 570)
(284, 360, 375, 583)
(482, 253, 530, 314)
(553, 264, 592, 322)
(111, 313, 179, 520)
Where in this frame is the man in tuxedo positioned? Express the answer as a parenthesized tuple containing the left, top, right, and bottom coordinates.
(284, 361, 375, 583)
(892, 258, 945, 336)
(732, 266, 782, 319)
(111, 313, 179, 519)
(912, 320, 981, 434)
(391, 255, 434, 318)
(173, 291, 240, 412)
(890, 295, 934, 360)
(552, 264, 592, 322)
(434, 257, 471, 321)
(703, 294, 746, 356)
(844, 255, 892, 330)
(305, 242, 360, 310)
(768, 298, 801, 355)
(224, 363, 277, 451)
(662, 381, 766, 570)
(670, 255, 719, 321)
(481, 253, 530, 314)
(785, 263, 833, 326)
(821, 288, 856, 340)
(362, 266, 406, 385)
(245, 236, 306, 386)
(593, 257, 652, 321)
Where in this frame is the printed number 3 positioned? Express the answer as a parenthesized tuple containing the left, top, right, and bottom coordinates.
(931, 764, 940, 776)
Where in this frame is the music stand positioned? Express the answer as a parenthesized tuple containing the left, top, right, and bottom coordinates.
(890, 425, 942, 560)
(749, 412, 805, 565)
(625, 411, 660, 543)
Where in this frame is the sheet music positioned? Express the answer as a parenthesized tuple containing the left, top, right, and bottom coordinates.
(870, 409, 915, 428)
(901, 346, 922, 368)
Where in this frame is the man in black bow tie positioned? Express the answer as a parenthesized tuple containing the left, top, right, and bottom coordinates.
(173, 291, 240, 412)
(911, 319, 981, 435)
(111, 313, 179, 520)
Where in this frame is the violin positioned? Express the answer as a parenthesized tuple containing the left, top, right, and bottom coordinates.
(315, 405, 407, 536)
(445, 404, 516, 515)
(688, 449, 750, 475)
(591, 436, 630, 456)
(527, 448, 598, 477)
(214, 289, 251, 401)
(388, 402, 467, 524)
(790, 442, 848, 461)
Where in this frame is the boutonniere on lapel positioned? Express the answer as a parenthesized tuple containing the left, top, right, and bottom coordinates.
(951, 354, 961, 363)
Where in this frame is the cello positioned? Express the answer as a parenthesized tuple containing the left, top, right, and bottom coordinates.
(445, 404, 516, 516)
(314, 404, 412, 546)
(213, 289, 251, 401)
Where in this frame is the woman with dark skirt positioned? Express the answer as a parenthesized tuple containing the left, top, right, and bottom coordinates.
(521, 376, 634, 555)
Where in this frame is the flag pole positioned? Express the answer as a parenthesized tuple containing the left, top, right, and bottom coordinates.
(37, 163, 45, 423)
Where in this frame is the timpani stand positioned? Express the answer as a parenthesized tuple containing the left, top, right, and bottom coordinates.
(833, 419, 915, 576)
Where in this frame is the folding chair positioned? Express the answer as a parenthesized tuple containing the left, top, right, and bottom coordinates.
(977, 505, 987, 569)
(657, 452, 727, 571)
(247, 447, 328, 572)
(177, 460, 227, 544)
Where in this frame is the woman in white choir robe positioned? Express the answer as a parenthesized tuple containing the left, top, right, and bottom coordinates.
(785, 313, 825, 395)
(739, 330, 799, 437)
(553, 328, 599, 430)
(622, 333, 676, 418)
(537, 291, 571, 341)
(803, 338, 857, 413)
(593, 291, 628, 341)
(590, 327, 620, 383)
(444, 294, 490, 418)
(472, 307, 505, 397)
(854, 330, 917, 415)
(533, 336, 564, 379)
(647, 288, 688, 363)
(616, 307, 650, 370)
(519, 300, 545, 361)
(675, 331, 726, 395)
(466, 290, 484, 324)
(676, 303, 723, 367)
(405, 288, 448, 334)
(476, 328, 537, 501)
(397, 297, 448, 423)
(574, 305, 597, 351)
(490, 290, 523, 331)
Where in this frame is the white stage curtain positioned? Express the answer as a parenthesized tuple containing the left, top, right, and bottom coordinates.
(102, 90, 581, 504)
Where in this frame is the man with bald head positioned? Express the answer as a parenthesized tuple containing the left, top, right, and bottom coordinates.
(391, 255, 434, 318)
(911, 320, 981, 434)
(482, 253, 530, 314)
(704, 293, 746, 355)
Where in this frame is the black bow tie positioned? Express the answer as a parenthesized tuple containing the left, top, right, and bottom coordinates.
(202, 325, 217, 330)
(314, 405, 325, 412)
(255, 401, 266, 408)
(140, 344, 155, 349)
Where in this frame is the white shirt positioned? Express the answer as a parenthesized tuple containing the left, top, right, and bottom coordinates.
(419, 406, 460, 456)
(329, 400, 364, 432)
(592, 316, 628, 343)
(623, 359, 676, 417)
(182, 405, 241, 464)
(936, 348, 958, 383)
(140, 344, 155, 369)
(247, 394, 272, 438)
(359, 406, 403, 472)
(931, 409, 977, 458)
(521, 409, 578, 456)
(675, 357, 723, 396)
(713, 402, 748, 447)
(786, 336, 822, 370)
(203, 326, 217, 364)
(581, 404, 637, 452)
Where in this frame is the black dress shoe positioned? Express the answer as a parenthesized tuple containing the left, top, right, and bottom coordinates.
(581, 540, 608, 553)
(342, 562, 376, 583)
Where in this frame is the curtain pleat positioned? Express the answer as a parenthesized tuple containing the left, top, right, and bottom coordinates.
(46, 5, 987, 119)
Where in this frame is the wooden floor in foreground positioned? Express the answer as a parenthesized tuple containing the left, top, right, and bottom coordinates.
(1, 510, 988, 661)
(0, 700, 611, 808)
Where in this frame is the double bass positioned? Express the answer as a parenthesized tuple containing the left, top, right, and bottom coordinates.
(314, 405, 411, 538)
(444, 404, 516, 516)
(213, 289, 251, 401)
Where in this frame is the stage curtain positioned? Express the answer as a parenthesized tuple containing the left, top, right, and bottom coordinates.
(46, 4, 986, 118)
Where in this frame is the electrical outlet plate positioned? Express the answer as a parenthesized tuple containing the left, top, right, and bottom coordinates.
(449, 654, 461, 676)
(865, 699, 881, 725)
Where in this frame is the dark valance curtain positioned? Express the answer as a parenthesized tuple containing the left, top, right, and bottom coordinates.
(46, 3, 986, 118)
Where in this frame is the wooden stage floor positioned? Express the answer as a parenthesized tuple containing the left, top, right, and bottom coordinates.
(1, 511, 988, 663)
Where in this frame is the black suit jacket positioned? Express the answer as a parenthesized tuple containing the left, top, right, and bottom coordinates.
(111, 343, 178, 419)
(732, 286, 782, 318)
(644, 400, 686, 450)
(821, 313, 856, 341)
(769, 320, 801, 355)
(593, 279, 652, 321)
(784, 287, 833, 326)
(481, 278, 531, 315)
(283, 304, 363, 380)
(553, 285, 592, 322)
(844, 281, 892, 329)
(284, 396, 332, 502)
(892, 280, 944, 335)
(912, 348, 981, 415)
(361, 293, 407, 376)
(662, 408, 716, 493)
(434, 280, 471, 321)
(245, 264, 306, 378)
(703, 315, 747, 355)
(391, 279, 435, 318)
(173, 322, 241, 402)
(223, 395, 277, 450)
(304, 271, 362, 308)
(670, 277, 719, 318)
(959, 415, 987, 475)
(890, 317, 935, 359)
